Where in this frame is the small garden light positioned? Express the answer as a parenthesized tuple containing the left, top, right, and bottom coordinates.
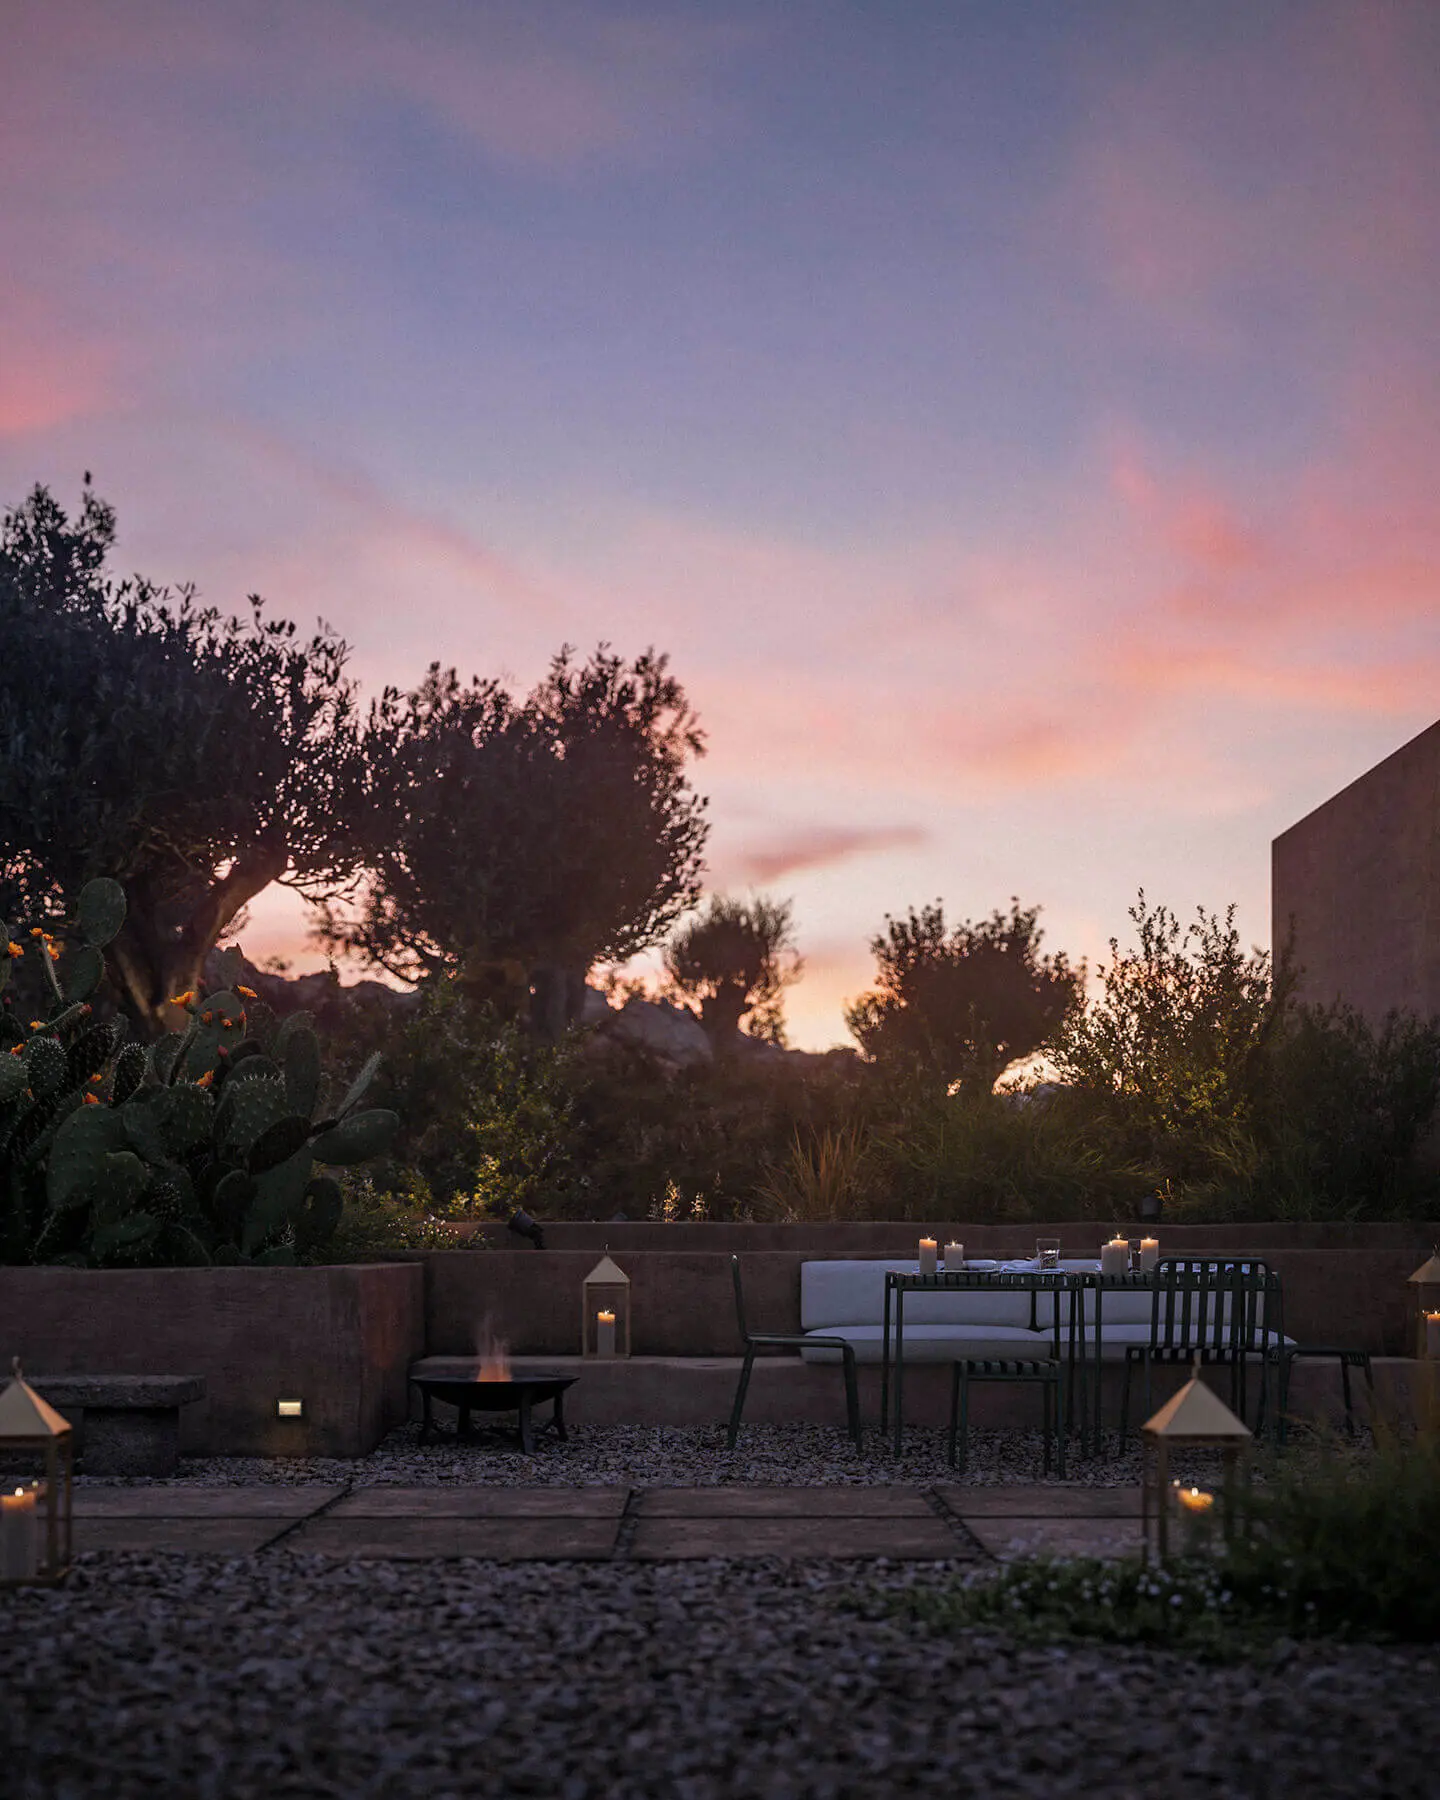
(276, 1399, 304, 1419)
(1141, 1357, 1252, 1565)
(0, 1359, 73, 1586)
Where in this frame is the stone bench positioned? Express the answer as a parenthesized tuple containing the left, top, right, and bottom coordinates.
(24, 1375, 207, 1477)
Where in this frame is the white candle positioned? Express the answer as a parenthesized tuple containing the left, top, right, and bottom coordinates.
(595, 1310, 617, 1357)
(1100, 1237, 1129, 1277)
(1140, 1237, 1160, 1272)
(1, 1486, 37, 1581)
(943, 1241, 964, 1269)
(918, 1239, 938, 1276)
(1425, 1311, 1440, 1359)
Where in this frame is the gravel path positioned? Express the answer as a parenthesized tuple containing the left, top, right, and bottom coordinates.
(97, 1422, 1159, 1488)
(4, 1551, 1435, 1798)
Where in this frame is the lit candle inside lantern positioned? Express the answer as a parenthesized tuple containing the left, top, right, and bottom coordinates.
(1100, 1237, 1130, 1276)
(595, 1310, 617, 1357)
(943, 1241, 964, 1269)
(918, 1239, 938, 1276)
(1425, 1310, 1440, 1359)
(1, 1486, 38, 1581)
(1175, 1486, 1215, 1515)
(1139, 1237, 1160, 1272)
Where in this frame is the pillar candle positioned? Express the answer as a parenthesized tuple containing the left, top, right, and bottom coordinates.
(1426, 1311, 1440, 1359)
(596, 1310, 617, 1358)
(1100, 1237, 1129, 1277)
(918, 1239, 938, 1276)
(1139, 1238, 1160, 1272)
(1, 1487, 37, 1581)
(943, 1241, 964, 1269)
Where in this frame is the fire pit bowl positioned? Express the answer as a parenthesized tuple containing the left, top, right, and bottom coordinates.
(410, 1372, 577, 1454)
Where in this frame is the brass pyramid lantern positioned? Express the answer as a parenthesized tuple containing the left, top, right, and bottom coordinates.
(1140, 1357, 1253, 1564)
(1407, 1250, 1440, 1359)
(0, 1359, 74, 1586)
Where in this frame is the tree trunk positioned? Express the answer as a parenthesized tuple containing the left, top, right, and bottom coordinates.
(106, 848, 288, 1039)
(529, 962, 588, 1040)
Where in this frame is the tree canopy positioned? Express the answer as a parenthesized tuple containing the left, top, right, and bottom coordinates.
(316, 646, 709, 1030)
(0, 479, 369, 1035)
(845, 898, 1082, 1088)
(1052, 891, 1292, 1137)
(665, 893, 802, 1046)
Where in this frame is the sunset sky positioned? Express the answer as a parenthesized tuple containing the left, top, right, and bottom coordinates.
(4, 0, 1438, 1048)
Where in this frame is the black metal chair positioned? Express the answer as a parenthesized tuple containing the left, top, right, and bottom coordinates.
(941, 1273, 1069, 1477)
(1118, 1258, 1283, 1441)
(726, 1254, 861, 1449)
(1275, 1344, 1374, 1442)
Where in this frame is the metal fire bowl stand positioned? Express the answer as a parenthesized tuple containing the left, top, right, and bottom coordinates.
(411, 1374, 577, 1454)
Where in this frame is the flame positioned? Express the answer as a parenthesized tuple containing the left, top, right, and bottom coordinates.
(476, 1325, 511, 1382)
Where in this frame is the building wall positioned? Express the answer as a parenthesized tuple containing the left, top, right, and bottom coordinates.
(1272, 719, 1440, 1021)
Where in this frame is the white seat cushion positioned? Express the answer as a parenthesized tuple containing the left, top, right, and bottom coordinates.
(801, 1324, 1053, 1365)
(801, 1261, 1036, 1331)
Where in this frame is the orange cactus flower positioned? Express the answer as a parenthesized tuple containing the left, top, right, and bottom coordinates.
(194, 1069, 215, 1089)
(46, 945, 59, 962)
(6, 942, 22, 959)
(169, 991, 196, 1007)
(82, 1092, 101, 1106)
(201, 1011, 214, 1025)
(236, 985, 257, 999)
(29, 1021, 43, 1031)
(8, 1044, 22, 1056)
(29, 927, 43, 938)
(88, 1073, 103, 1086)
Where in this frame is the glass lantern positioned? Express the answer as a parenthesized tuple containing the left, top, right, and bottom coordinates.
(0, 1360, 74, 1587)
(581, 1254, 631, 1358)
(1140, 1359, 1252, 1565)
(1408, 1250, 1440, 1359)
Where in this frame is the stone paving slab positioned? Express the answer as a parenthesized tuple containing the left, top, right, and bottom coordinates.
(964, 1518, 1142, 1562)
(637, 1486, 933, 1517)
(628, 1516, 969, 1561)
(937, 1485, 1143, 1519)
(73, 1487, 345, 1517)
(282, 1518, 621, 1561)
(78, 1518, 293, 1554)
(331, 1488, 627, 1519)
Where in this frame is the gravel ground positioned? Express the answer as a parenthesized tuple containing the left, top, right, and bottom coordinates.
(3, 1550, 1436, 1799)
(92, 1422, 1163, 1488)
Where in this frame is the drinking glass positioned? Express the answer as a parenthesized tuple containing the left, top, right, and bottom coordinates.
(1036, 1237, 1061, 1271)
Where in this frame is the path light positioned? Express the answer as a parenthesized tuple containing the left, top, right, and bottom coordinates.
(1407, 1250, 1440, 1358)
(0, 1359, 73, 1586)
(582, 1255, 631, 1358)
(1140, 1357, 1252, 1565)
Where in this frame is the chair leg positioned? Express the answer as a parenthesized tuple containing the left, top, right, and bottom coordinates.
(947, 1363, 961, 1468)
(1055, 1367, 1067, 1480)
(1340, 1357, 1355, 1434)
(841, 1349, 861, 1448)
(726, 1348, 756, 1450)
(1119, 1351, 1134, 1447)
(1041, 1378, 1052, 1477)
(958, 1367, 972, 1476)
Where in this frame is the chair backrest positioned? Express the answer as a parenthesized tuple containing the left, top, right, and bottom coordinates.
(1150, 1258, 1282, 1352)
(730, 1254, 750, 1345)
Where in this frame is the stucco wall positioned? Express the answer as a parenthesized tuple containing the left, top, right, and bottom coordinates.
(0, 1263, 425, 1457)
(1272, 718, 1440, 1020)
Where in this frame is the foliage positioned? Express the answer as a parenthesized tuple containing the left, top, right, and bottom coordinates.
(884, 1431, 1440, 1655)
(1251, 1003, 1440, 1220)
(1054, 892, 1291, 1157)
(863, 1077, 1153, 1223)
(846, 899, 1082, 1091)
(0, 882, 398, 1266)
(754, 1122, 874, 1221)
(664, 893, 802, 1047)
(0, 479, 370, 1038)
(315, 647, 708, 1033)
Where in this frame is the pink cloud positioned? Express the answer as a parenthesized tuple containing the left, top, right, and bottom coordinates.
(0, 287, 118, 438)
(735, 824, 927, 886)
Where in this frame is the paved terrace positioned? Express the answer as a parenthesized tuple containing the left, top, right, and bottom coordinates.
(75, 1482, 1142, 1561)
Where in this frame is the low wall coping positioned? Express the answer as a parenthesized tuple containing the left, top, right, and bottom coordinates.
(21, 1374, 207, 1409)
